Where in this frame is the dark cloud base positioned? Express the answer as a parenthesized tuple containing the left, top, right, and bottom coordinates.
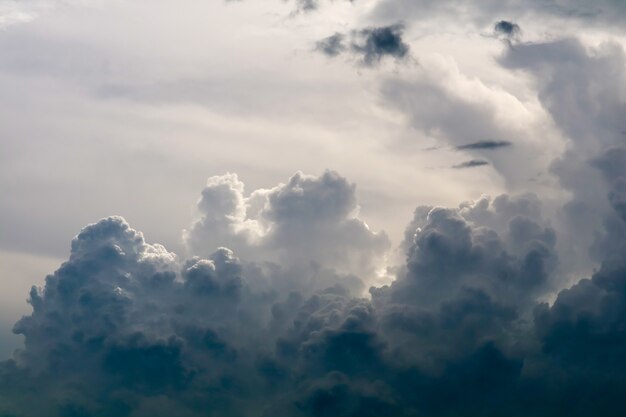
(1, 165, 625, 417)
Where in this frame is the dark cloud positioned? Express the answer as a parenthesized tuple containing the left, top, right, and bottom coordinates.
(316, 24, 410, 66)
(494, 20, 520, 37)
(5, 0, 626, 414)
(352, 24, 410, 65)
(4, 166, 622, 416)
(453, 159, 489, 168)
(8, 33, 613, 417)
(456, 140, 512, 150)
(316, 33, 346, 57)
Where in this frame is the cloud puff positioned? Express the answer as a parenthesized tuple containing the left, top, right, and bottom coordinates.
(316, 24, 410, 66)
(493, 20, 521, 41)
(351, 24, 410, 65)
(494, 20, 520, 36)
(316, 33, 347, 57)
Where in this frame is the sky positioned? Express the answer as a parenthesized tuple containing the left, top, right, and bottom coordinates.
(1, 0, 626, 416)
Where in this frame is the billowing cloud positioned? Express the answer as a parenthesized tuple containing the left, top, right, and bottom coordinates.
(499, 37, 626, 274)
(3, 1, 626, 416)
(184, 171, 390, 291)
(2, 160, 625, 416)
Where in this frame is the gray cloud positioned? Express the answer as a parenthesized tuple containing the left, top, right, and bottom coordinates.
(499, 38, 626, 271)
(452, 159, 490, 168)
(2, 3, 626, 414)
(316, 33, 347, 57)
(2, 160, 625, 416)
(317, 24, 410, 66)
(456, 141, 513, 150)
(352, 24, 410, 65)
(494, 20, 520, 37)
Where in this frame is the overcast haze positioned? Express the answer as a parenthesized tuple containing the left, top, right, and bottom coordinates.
(1, 1, 626, 416)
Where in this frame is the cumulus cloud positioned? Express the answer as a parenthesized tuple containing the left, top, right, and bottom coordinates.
(184, 171, 390, 291)
(3, 4, 626, 415)
(3, 158, 626, 416)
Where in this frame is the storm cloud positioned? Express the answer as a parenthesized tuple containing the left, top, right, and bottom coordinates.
(2, 0, 626, 416)
(1, 163, 625, 416)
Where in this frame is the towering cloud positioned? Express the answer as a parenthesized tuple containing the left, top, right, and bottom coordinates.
(2, 161, 625, 416)
(184, 171, 390, 294)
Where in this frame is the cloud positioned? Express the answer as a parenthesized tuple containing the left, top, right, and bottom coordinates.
(493, 20, 522, 45)
(316, 33, 347, 57)
(379, 56, 555, 188)
(371, 0, 626, 30)
(4, 153, 623, 417)
(351, 24, 410, 66)
(184, 171, 390, 291)
(494, 20, 520, 36)
(2, 6, 626, 414)
(499, 38, 626, 272)
(456, 140, 512, 150)
(453, 159, 489, 168)
(296, 0, 318, 11)
(1, 164, 626, 415)
(316, 24, 410, 66)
